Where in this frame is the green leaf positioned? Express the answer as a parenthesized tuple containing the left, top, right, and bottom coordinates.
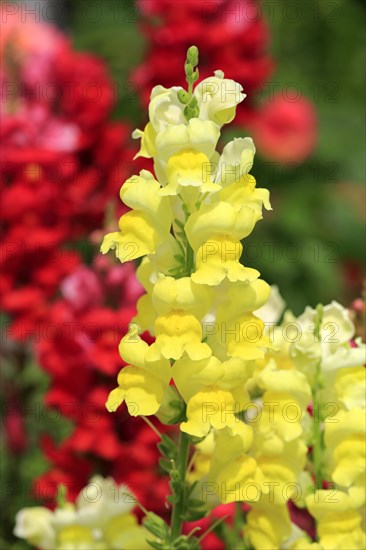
(147, 539, 164, 550)
(159, 435, 177, 457)
(143, 512, 169, 539)
(159, 458, 173, 474)
(167, 493, 180, 504)
(187, 498, 205, 508)
(185, 510, 207, 522)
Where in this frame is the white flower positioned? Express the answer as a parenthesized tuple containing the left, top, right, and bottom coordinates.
(194, 70, 246, 126)
(52, 504, 78, 530)
(75, 476, 135, 529)
(148, 85, 186, 133)
(14, 507, 56, 550)
(215, 137, 256, 186)
(13, 478, 143, 549)
(292, 301, 365, 372)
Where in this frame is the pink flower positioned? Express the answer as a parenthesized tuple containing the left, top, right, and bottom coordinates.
(60, 266, 103, 312)
(251, 94, 317, 163)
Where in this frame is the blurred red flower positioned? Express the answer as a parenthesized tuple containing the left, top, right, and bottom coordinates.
(1, 16, 134, 336)
(3, 403, 28, 454)
(250, 93, 317, 163)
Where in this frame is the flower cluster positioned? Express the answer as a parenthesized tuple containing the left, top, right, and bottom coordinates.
(100, 47, 365, 548)
(244, 301, 365, 549)
(103, 47, 271, 432)
(101, 46, 273, 546)
(297, 304, 365, 549)
(14, 476, 151, 549)
(1, 13, 135, 337)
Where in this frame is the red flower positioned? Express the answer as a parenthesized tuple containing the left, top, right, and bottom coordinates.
(1, 17, 135, 336)
(4, 404, 27, 454)
(250, 93, 317, 163)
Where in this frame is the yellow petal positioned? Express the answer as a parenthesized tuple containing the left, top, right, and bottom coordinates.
(185, 201, 257, 252)
(181, 387, 240, 437)
(109, 366, 166, 416)
(148, 312, 211, 361)
(132, 122, 157, 158)
(162, 149, 221, 196)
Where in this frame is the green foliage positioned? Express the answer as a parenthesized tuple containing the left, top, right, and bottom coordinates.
(268, 0, 365, 184)
(68, 0, 146, 123)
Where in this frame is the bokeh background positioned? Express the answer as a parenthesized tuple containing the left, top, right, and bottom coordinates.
(1, 0, 365, 548)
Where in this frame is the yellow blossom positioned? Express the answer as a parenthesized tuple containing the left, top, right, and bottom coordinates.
(246, 499, 292, 549)
(101, 171, 172, 262)
(106, 336, 171, 416)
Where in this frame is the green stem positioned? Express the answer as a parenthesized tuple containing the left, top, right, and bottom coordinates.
(312, 305, 324, 488)
(312, 362, 323, 488)
(234, 502, 243, 537)
(170, 430, 190, 541)
(186, 242, 194, 276)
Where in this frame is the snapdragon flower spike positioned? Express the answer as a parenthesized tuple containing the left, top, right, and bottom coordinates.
(101, 46, 272, 506)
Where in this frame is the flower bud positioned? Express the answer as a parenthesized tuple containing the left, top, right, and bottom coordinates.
(143, 512, 169, 539)
(177, 89, 190, 104)
(184, 104, 200, 121)
(191, 69, 199, 83)
(185, 62, 193, 78)
(187, 45, 199, 67)
(189, 96, 198, 108)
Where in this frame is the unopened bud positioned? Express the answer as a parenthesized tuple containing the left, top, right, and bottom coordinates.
(143, 512, 169, 539)
(184, 104, 200, 121)
(191, 69, 199, 83)
(185, 62, 193, 77)
(177, 89, 190, 104)
(187, 45, 199, 67)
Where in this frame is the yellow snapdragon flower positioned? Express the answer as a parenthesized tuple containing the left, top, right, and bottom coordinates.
(106, 336, 171, 415)
(101, 171, 172, 261)
(305, 490, 366, 550)
(145, 276, 213, 361)
(246, 498, 292, 550)
(185, 201, 258, 285)
(323, 409, 366, 507)
(194, 70, 246, 126)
